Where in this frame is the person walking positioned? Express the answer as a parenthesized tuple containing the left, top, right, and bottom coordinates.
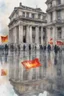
(47, 44, 51, 52)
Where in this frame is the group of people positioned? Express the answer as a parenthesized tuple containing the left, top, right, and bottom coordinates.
(0, 44, 61, 54)
(40, 44, 61, 53)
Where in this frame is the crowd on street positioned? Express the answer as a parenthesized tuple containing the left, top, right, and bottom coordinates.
(0, 44, 63, 55)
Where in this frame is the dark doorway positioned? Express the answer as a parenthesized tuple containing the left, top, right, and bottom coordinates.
(23, 36, 26, 43)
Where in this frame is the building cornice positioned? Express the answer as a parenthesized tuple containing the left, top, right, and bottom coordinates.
(9, 8, 18, 19)
(8, 16, 47, 27)
(9, 3, 46, 19)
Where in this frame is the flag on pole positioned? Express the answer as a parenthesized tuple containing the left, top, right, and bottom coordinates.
(21, 58, 41, 70)
(1, 35, 8, 43)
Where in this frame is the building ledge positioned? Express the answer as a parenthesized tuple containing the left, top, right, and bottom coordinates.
(46, 19, 64, 26)
(18, 16, 47, 23)
(46, 4, 64, 12)
(8, 16, 47, 26)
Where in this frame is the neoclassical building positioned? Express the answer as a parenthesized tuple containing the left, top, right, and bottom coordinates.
(46, 0, 64, 45)
(9, 1, 64, 48)
(8, 3, 47, 50)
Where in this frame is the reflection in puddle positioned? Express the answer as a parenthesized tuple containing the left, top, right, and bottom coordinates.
(0, 49, 64, 96)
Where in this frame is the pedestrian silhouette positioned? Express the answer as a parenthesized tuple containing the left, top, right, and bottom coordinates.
(5, 44, 8, 51)
(40, 45, 43, 50)
(23, 45, 26, 51)
(43, 45, 46, 51)
(18, 45, 20, 51)
(47, 44, 51, 52)
(29, 44, 31, 50)
(54, 45, 58, 54)
(10, 44, 14, 51)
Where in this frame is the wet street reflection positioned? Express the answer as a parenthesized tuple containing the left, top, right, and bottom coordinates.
(0, 49, 64, 96)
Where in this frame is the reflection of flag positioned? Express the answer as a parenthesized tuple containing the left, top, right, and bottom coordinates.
(21, 58, 41, 70)
(48, 60, 52, 67)
(1, 35, 8, 43)
(1, 69, 7, 76)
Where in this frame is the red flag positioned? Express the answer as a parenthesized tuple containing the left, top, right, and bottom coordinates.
(48, 38, 53, 45)
(21, 58, 41, 70)
(57, 41, 64, 46)
(1, 69, 7, 76)
(1, 35, 8, 43)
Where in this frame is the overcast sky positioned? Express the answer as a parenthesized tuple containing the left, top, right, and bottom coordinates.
(0, 0, 47, 35)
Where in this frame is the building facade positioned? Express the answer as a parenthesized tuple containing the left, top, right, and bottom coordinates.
(46, 0, 64, 45)
(8, 3, 47, 50)
(9, 1, 64, 48)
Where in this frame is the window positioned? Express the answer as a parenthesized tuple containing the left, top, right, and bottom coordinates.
(22, 12, 25, 17)
(50, 12, 53, 22)
(57, 27, 62, 39)
(26, 12, 29, 18)
(57, 10, 61, 20)
(32, 13, 34, 18)
(23, 26, 26, 43)
(32, 27, 35, 43)
(38, 14, 41, 19)
(57, 0, 61, 5)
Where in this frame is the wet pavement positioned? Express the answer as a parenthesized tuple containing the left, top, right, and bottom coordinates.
(0, 49, 64, 96)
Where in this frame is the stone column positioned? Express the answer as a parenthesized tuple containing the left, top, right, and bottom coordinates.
(35, 26, 39, 44)
(19, 25, 23, 50)
(9, 30, 12, 44)
(35, 26, 39, 49)
(19, 25, 23, 43)
(13, 27, 17, 44)
(62, 27, 64, 40)
(47, 27, 50, 45)
(26, 25, 30, 43)
(29, 26, 32, 44)
(41, 27, 44, 45)
(53, 27, 57, 44)
(11, 29, 14, 43)
(26, 25, 30, 50)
